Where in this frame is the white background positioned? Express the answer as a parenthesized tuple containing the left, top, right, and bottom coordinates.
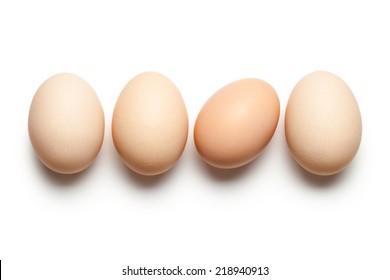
(0, 0, 389, 279)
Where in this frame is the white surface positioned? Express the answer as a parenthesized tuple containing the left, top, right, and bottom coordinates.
(0, 0, 389, 279)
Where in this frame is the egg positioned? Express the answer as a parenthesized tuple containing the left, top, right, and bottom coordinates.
(112, 72, 188, 176)
(285, 71, 362, 176)
(194, 78, 280, 169)
(28, 73, 105, 174)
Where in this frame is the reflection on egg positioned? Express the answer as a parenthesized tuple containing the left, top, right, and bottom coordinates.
(28, 73, 105, 174)
(285, 71, 362, 175)
(194, 78, 280, 169)
(112, 72, 188, 176)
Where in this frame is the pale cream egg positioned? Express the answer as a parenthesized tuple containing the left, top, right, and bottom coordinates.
(28, 73, 105, 174)
(112, 72, 188, 176)
(285, 71, 362, 175)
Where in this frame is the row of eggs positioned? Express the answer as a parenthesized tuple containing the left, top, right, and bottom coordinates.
(28, 71, 362, 176)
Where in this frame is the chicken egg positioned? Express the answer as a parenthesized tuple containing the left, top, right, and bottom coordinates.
(194, 78, 280, 169)
(112, 72, 188, 176)
(28, 73, 105, 174)
(285, 71, 362, 175)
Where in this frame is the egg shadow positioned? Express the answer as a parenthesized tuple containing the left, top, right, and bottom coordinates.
(113, 154, 173, 189)
(283, 142, 348, 189)
(31, 148, 91, 187)
(194, 144, 272, 183)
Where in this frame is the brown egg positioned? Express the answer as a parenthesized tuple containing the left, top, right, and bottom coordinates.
(112, 72, 188, 176)
(28, 73, 105, 174)
(285, 71, 362, 176)
(194, 78, 280, 169)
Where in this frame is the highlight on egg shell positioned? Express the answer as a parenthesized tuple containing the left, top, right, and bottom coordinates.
(28, 73, 105, 174)
(285, 71, 362, 176)
(112, 71, 188, 176)
(194, 78, 280, 169)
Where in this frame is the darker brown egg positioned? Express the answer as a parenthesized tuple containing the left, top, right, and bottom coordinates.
(194, 78, 280, 169)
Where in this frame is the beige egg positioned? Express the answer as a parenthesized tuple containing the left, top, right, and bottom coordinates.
(285, 71, 362, 176)
(112, 72, 188, 176)
(28, 73, 105, 174)
(194, 78, 280, 169)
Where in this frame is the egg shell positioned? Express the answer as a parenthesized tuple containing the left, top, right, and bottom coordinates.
(28, 73, 105, 174)
(194, 78, 280, 169)
(285, 71, 362, 176)
(112, 72, 188, 176)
